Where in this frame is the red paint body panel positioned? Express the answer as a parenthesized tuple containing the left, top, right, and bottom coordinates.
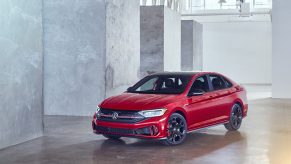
(92, 72, 248, 139)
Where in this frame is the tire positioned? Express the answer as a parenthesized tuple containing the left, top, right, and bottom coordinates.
(163, 113, 187, 146)
(224, 103, 243, 131)
(102, 134, 121, 140)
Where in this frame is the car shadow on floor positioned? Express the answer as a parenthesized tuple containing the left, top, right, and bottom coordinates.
(2, 131, 246, 164)
(94, 131, 246, 163)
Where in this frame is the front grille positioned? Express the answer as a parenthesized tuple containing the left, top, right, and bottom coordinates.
(95, 126, 135, 135)
(97, 108, 146, 123)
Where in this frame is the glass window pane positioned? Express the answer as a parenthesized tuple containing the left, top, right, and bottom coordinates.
(192, 0, 204, 10)
(205, 0, 220, 9)
(254, 0, 270, 8)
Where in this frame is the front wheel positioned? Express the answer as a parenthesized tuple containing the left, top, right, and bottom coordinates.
(224, 103, 243, 131)
(163, 113, 187, 146)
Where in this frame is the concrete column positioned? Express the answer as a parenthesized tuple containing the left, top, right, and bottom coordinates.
(140, 6, 181, 77)
(43, 0, 106, 116)
(0, 0, 43, 149)
(43, 0, 140, 115)
(272, 0, 291, 98)
(181, 20, 203, 71)
(193, 21, 203, 70)
(105, 0, 140, 97)
(181, 20, 194, 71)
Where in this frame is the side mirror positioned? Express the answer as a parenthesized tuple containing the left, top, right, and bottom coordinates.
(188, 89, 205, 97)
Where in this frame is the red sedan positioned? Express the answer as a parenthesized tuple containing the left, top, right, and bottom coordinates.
(92, 72, 248, 145)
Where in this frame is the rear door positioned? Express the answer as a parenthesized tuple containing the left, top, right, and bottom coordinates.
(185, 75, 219, 130)
(207, 74, 234, 122)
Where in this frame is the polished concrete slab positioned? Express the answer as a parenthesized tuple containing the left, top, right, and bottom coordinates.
(0, 98, 291, 164)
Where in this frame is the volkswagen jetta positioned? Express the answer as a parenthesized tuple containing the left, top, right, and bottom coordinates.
(92, 72, 248, 145)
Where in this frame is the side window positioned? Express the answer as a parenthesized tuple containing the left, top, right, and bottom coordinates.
(189, 76, 209, 93)
(209, 75, 226, 90)
(222, 77, 233, 88)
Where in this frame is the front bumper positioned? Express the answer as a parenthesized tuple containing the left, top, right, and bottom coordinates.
(92, 115, 168, 139)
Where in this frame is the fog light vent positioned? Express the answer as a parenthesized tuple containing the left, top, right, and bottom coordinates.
(135, 126, 159, 136)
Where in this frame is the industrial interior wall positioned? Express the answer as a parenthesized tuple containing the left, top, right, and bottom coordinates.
(0, 0, 43, 149)
(203, 21, 272, 84)
(105, 0, 140, 97)
(272, 0, 291, 98)
(140, 6, 164, 77)
(43, 0, 106, 116)
(163, 6, 181, 72)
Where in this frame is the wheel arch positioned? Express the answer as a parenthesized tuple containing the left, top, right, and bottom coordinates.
(170, 108, 188, 123)
(233, 98, 245, 117)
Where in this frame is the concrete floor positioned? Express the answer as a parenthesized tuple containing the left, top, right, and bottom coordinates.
(0, 98, 291, 164)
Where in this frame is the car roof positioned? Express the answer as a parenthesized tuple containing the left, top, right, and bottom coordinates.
(151, 71, 217, 76)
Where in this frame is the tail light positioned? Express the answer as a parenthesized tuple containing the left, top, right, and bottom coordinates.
(235, 85, 245, 92)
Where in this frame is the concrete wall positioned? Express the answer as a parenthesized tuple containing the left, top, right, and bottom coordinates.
(181, 20, 203, 71)
(140, 6, 164, 77)
(202, 21, 272, 84)
(164, 6, 181, 71)
(105, 0, 140, 97)
(140, 6, 181, 76)
(272, 0, 291, 98)
(44, 0, 140, 115)
(0, 0, 43, 149)
(43, 0, 106, 116)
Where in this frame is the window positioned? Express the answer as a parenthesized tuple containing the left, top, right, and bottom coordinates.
(209, 75, 227, 90)
(221, 77, 233, 88)
(129, 75, 192, 94)
(189, 76, 209, 93)
(137, 77, 158, 91)
(186, 0, 271, 12)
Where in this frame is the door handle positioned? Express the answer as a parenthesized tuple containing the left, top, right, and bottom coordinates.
(209, 95, 215, 98)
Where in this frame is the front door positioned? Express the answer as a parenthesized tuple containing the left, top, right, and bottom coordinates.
(185, 75, 218, 130)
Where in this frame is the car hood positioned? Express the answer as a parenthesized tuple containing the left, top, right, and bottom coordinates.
(100, 92, 181, 110)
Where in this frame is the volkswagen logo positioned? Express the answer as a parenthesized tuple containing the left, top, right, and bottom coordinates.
(112, 112, 119, 120)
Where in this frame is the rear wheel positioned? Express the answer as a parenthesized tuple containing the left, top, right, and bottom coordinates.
(102, 134, 121, 140)
(163, 113, 187, 146)
(224, 103, 243, 131)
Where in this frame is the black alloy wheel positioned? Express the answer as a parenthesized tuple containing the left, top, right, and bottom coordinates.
(224, 103, 243, 131)
(163, 113, 187, 146)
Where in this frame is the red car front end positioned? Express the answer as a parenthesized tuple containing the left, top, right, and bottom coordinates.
(92, 109, 169, 139)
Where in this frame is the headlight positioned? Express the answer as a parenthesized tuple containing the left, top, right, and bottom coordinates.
(138, 108, 167, 118)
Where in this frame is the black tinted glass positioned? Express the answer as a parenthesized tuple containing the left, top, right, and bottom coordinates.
(209, 75, 226, 90)
(189, 76, 209, 93)
(128, 75, 192, 94)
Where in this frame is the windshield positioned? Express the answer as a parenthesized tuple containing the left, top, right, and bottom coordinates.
(128, 75, 193, 94)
